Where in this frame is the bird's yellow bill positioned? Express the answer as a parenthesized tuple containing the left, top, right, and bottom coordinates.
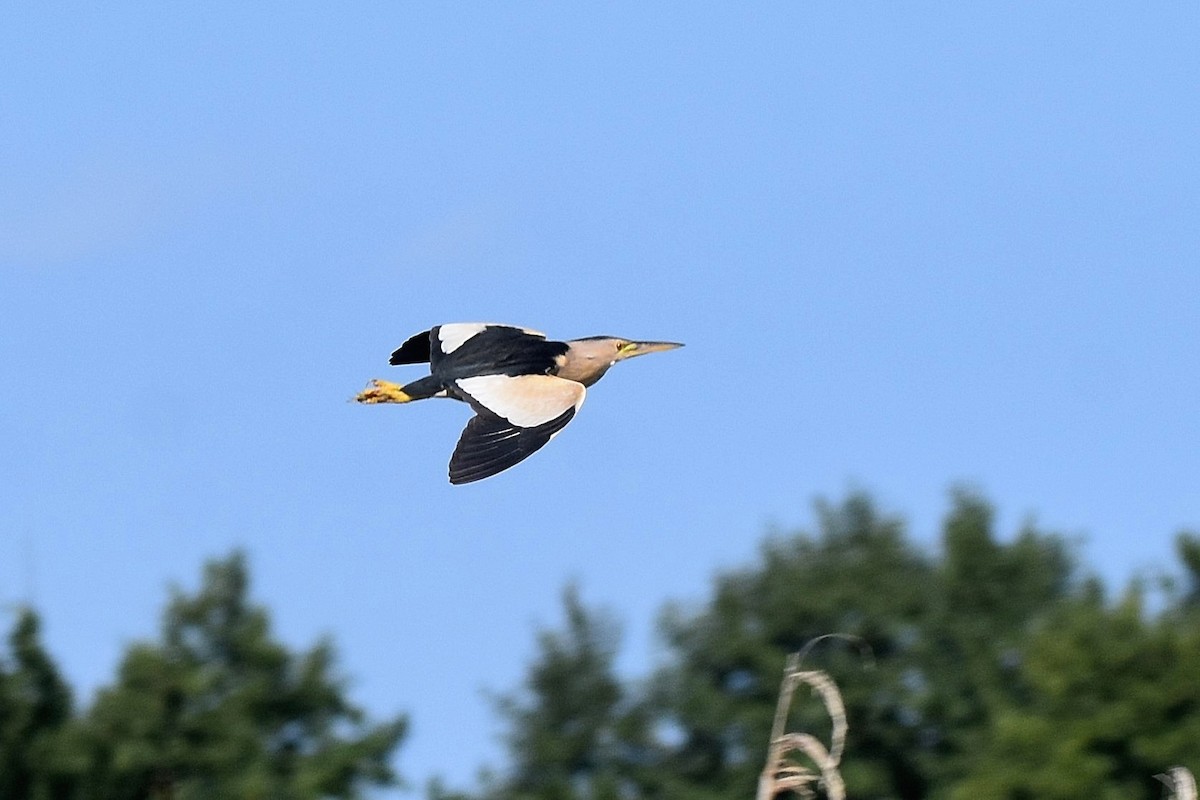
(619, 340, 685, 358)
(356, 379, 413, 404)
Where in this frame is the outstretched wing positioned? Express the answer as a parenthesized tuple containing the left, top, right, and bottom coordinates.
(448, 374, 586, 484)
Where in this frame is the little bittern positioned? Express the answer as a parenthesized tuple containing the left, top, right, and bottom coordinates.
(357, 323, 683, 484)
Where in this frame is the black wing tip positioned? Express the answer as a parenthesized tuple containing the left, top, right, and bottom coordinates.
(447, 443, 527, 484)
(446, 407, 576, 485)
(449, 471, 488, 485)
(389, 330, 433, 365)
(448, 455, 517, 484)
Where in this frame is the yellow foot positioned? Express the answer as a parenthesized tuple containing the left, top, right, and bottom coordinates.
(355, 379, 413, 404)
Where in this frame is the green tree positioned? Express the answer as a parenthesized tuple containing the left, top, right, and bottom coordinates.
(649, 491, 1079, 800)
(70, 552, 407, 800)
(0, 608, 74, 800)
(651, 493, 939, 799)
(1177, 531, 1200, 611)
(949, 539, 1200, 800)
(479, 491, 1082, 800)
(915, 490, 1074, 794)
(455, 585, 656, 800)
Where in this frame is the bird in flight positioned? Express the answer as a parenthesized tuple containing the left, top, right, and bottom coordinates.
(357, 323, 683, 484)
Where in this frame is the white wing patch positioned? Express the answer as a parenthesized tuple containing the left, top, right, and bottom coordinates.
(436, 323, 547, 354)
(456, 374, 586, 427)
(437, 323, 488, 354)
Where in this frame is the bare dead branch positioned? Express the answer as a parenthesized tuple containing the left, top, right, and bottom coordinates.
(1157, 767, 1198, 800)
(757, 638, 867, 800)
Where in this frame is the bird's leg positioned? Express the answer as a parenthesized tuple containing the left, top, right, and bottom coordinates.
(355, 379, 413, 404)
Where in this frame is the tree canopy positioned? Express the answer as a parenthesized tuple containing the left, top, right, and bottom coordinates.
(0, 607, 74, 800)
(0, 552, 407, 800)
(460, 491, 1200, 800)
(5, 493, 1199, 799)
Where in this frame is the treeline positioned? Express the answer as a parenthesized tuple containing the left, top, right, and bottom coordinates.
(0, 555, 406, 800)
(444, 491, 1200, 800)
(4, 492, 1200, 799)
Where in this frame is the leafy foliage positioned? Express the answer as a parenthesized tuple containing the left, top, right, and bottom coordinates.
(458, 585, 655, 800)
(0, 552, 406, 800)
(951, 537, 1200, 800)
(469, 491, 1199, 800)
(6, 495, 1200, 800)
(0, 608, 75, 800)
(644, 490, 1078, 799)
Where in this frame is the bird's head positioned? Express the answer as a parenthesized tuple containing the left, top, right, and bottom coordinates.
(560, 336, 684, 386)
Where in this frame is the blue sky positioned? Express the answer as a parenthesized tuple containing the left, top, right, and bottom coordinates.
(2, 3, 1198, 791)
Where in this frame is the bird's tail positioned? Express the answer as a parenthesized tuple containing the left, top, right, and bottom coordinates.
(355, 375, 444, 404)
